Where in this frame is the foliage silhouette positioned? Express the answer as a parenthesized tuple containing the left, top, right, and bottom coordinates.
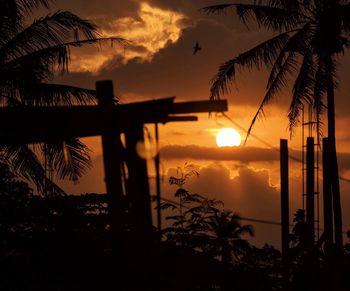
(0, 0, 126, 196)
(161, 164, 254, 266)
(203, 0, 350, 249)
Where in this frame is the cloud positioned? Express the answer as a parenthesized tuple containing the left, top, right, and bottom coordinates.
(160, 144, 350, 172)
(159, 163, 290, 247)
(160, 145, 280, 163)
(65, 2, 189, 72)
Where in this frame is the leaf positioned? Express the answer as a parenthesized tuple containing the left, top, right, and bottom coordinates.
(43, 138, 92, 182)
(158, 202, 177, 211)
(210, 31, 291, 100)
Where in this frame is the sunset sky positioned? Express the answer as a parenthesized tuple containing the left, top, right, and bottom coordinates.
(45, 0, 350, 247)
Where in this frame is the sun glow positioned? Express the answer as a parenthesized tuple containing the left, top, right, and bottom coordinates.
(216, 128, 241, 147)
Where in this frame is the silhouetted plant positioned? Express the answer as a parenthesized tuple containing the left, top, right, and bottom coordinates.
(345, 231, 350, 255)
(203, 0, 349, 249)
(0, 0, 126, 195)
(0, 162, 34, 239)
(205, 210, 254, 264)
(161, 165, 253, 266)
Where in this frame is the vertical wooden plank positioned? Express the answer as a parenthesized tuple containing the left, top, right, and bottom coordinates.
(96, 80, 125, 232)
(155, 123, 162, 231)
(322, 137, 334, 256)
(306, 137, 315, 252)
(124, 123, 153, 235)
(280, 139, 289, 286)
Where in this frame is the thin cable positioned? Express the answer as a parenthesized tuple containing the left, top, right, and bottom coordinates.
(220, 112, 350, 184)
(157, 196, 348, 234)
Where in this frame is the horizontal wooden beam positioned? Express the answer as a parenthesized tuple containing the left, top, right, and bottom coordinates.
(0, 99, 227, 145)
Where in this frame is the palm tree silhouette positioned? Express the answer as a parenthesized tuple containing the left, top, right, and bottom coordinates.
(0, 0, 125, 195)
(206, 210, 254, 264)
(203, 0, 350, 250)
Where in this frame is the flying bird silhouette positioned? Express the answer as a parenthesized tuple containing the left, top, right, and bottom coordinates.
(193, 42, 202, 55)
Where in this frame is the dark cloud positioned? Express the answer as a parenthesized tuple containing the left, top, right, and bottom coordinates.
(49, 0, 140, 19)
(160, 144, 350, 172)
(160, 145, 280, 162)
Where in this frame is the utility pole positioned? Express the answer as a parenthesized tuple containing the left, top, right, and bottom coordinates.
(280, 139, 290, 287)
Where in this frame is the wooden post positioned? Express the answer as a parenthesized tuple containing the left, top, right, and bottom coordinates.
(306, 137, 315, 253)
(155, 123, 162, 231)
(322, 138, 333, 255)
(96, 80, 125, 232)
(124, 123, 153, 236)
(280, 139, 289, 285)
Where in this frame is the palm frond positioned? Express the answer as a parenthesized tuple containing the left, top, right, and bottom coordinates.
(200, 4, 237, 14)
(2, 144, 65, 196)
(43, 138, 92, 182)
(202, 3, 302, 31)
(245, 51, 297, 143)
(210, 31, 291, 100)
(267, 23, 312, 89)
(0, 1, 24, 42)
(16, 0, 50, 14)
(19, 83, 97, 106)
(339, 3, 350, 31)
(288, 51, 315, 132)
(0, 11, 99, 61)
(3, 37, 127, 79)
(235, 3, 302, 31)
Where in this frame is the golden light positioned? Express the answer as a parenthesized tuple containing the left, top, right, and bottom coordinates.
(216, 128, 241, 147)
(69, 2, 187, 72)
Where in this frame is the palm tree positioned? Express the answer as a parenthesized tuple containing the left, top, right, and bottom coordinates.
(0, 0, 125, 195)
(203, 0, 350, 250)
(206, 210, 254, 264)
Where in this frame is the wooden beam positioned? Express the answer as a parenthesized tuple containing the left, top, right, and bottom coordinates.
(0, 100, 227, 145)
(96, 80, 125, 236)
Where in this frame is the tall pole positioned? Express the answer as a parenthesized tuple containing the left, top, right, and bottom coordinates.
(322, 138, 333, 256)
(280, 139, 289, 286)
(96, 80, 125, 233)
(155, 123, 162, 231)
(124, 123, 153, 236)
(306, 137, 315, 255)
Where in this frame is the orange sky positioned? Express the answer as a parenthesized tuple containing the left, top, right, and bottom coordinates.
(48, 0, 350, 247)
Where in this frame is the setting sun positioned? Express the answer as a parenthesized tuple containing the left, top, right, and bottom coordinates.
(216, 128, 241, 147)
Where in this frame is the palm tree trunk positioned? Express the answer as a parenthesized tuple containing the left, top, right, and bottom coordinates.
(325, 54, 343, 251)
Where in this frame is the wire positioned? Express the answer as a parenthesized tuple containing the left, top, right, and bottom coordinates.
(156, 196, 348, 235)
(220, 112, 350, 183)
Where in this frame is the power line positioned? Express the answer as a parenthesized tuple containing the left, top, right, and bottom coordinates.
(156, 196, 348, 235)
(220, 112, 350, 183)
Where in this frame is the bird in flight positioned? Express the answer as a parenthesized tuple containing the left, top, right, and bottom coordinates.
(193, 42, 202, 55)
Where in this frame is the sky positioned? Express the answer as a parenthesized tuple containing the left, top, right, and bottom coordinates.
(43, 0, 350, 247)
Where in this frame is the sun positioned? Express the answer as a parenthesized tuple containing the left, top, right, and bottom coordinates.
(216, 128, 241, 147)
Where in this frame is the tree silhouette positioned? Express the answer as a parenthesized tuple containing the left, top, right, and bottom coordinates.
(0, 0, 125, 195)
(205, 210, 254, 264)
(161, 165, 253, 265)
(203, 0, 349, 249)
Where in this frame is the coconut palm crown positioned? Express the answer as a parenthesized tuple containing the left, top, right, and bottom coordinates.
(203, 0, 349, 249)
(0, 0, 126, 196)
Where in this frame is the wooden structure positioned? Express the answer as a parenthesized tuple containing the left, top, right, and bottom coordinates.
(280, 139, 289, 285)
(306, 137, 315, 253)
(0, 80, 228, 236)
(322, 138, 333, 256)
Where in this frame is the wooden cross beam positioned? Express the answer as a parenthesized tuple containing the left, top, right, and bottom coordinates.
(0, 97, 227, 145)
(0, 80, 228, 241)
